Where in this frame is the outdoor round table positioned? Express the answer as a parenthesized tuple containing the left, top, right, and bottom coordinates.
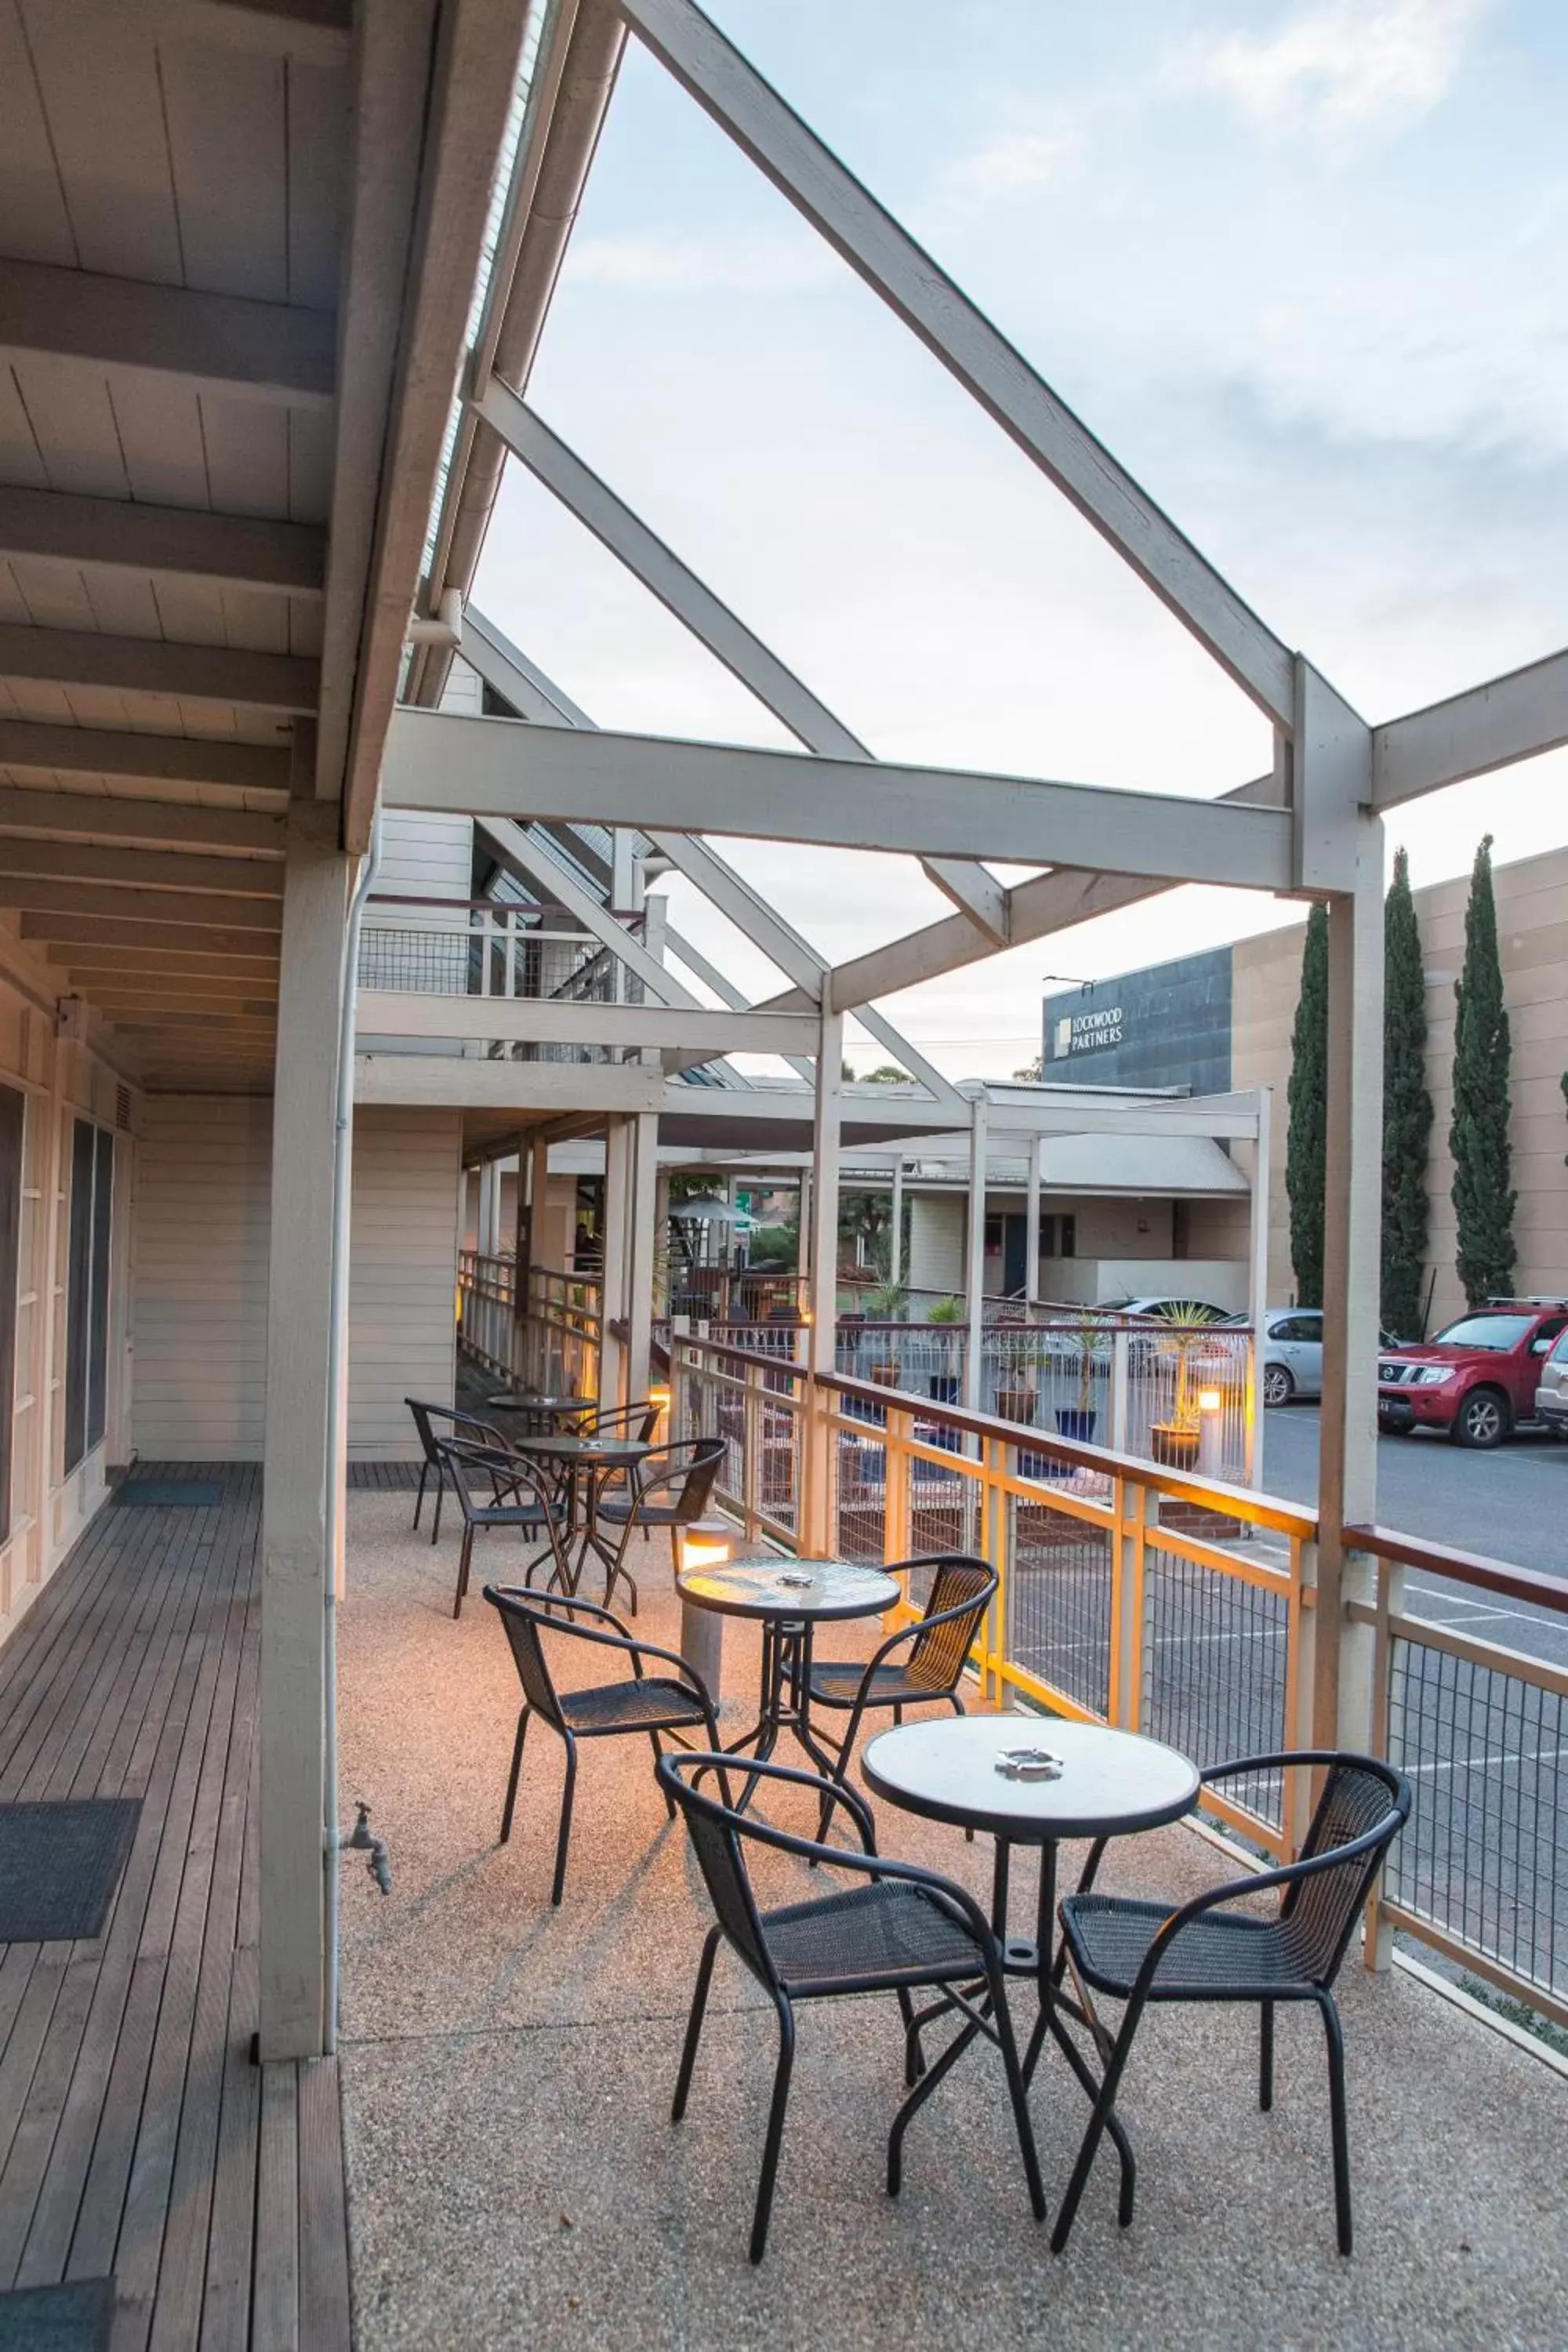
(862, 1715, 1199, 2158)
(509, 1432, 655, 1610)
(485, 1390, 594, 1431)
(676, 1557, 900, 1798)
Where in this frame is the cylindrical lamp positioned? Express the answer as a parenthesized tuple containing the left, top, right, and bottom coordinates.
(678, 1519, 731, 1704)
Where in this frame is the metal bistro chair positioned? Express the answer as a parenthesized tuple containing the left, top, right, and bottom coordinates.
(439, 1440, 571, 1621)
(1050, 1750, 1412, 2258)
(591, 1435, 726, 1613)
(659, 1751, 1044, 2263)
(483, 1585, 720, 1905)
(405, 1397, 509, 1544)
(806, 1554, 996, 1825)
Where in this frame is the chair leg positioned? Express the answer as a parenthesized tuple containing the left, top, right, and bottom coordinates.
(750, 2001, 796, 2263)
(500, 1708, 529, 1843)
(1317, 1992, 1354, 2255)
(649, 1732, 675, 1818)
(670, 1525, 681, 1581)
(671, 1924, 720, 2122)
(412, 1459, 428, 1531)
(453, 1525, 474, 1620)
(430, 1465, 444, 1545)
(550, 1736, 579, 1907)
(1049, 2000, 1144, 2255)
(1260, 2000, 1275, 2113)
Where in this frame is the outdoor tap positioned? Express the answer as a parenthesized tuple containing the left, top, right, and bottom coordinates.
(343, 1800, 393, 1896)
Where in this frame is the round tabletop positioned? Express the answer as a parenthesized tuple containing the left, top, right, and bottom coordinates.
(862, 1715, 1200, 1843)
(485, 1392, 593, 1415)
(677, 1556, 900, 1623)
(510, 1433, 654, 1464)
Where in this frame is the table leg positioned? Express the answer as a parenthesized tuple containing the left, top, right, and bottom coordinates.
(1021, 1842, 1137, 2212)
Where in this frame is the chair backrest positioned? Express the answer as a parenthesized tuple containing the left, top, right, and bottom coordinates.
(407, 1397, 504, 1465)
(590, 1400, 661, 1445)
(437, 1437, 550, 1527)
(483, 1586, 572, 1733)
(659, 1755, 779, 1991)
(628, 1436, 725, 1526)
(902, 1555, 996, 1693)
(1279, 1755, 1411, 1985)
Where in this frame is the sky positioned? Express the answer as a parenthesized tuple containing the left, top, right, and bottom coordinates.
(473, 0, 1568, 1080)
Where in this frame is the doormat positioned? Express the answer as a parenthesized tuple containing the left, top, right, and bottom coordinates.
(0, 2276, 113, 2348)
(113, 1480, 222, 1508)
(0, 1801, 140, 1943)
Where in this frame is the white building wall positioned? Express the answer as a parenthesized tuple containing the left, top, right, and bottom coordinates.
(131, 1100, 461, 1461)
(907, 1195, 964, 1292)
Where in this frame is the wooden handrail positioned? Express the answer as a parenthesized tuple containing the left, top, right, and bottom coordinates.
(1345, 1523, 1568, 1614)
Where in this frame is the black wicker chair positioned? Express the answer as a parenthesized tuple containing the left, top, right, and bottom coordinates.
(1050, 1750, 1411, 2257)
(405, 1397, 508, 1543)
(439, 1440, 571, 1621)
(484, 1585, 720, 1905)
(806, 1554, 995, 1820)
(591, 1435, 726, 1611)
(659, 1750, 1044, 2263)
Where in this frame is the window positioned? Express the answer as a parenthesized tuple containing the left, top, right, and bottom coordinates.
(1272, 1313, 1322, 1343)
(0, 1087, 22, 1545)
(983, 1216, 1003, 1251)
(64, 1120, 113, 1475)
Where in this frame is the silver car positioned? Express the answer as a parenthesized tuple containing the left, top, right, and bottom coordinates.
(1536, 1327, 1568, 1436)
(1259, 1308, 1323, 1406)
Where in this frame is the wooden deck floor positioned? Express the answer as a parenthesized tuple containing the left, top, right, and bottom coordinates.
(0, 1465, 351, 2351)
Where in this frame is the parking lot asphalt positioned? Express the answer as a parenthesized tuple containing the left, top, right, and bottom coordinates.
(1257, 1402, 1568, 1671)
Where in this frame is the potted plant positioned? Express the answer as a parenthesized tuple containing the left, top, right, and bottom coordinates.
(862, 1280, 908, 1387)
(1054, 1312, 1102, 1444)
(925, 1295, 965, 1404)
(1150, 1319, 1203, 1471)
(994, 1331, 1040, 1428)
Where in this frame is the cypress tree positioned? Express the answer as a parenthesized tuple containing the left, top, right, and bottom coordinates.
(1286, 902, 1329, 1308)
(1450, 835, 1515, 1307)
(1381, 847, 1432, 1338)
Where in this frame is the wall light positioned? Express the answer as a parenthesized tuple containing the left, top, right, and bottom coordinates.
(1198, 1388, 1222, 1415)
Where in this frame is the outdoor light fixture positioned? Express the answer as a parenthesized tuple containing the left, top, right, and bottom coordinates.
(649, 1381, 671, 1438)
(678, 1519, 731, 1702)
(1198, 1388, 1222, 1414)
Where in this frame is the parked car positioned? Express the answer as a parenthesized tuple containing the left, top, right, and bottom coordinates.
(1256, 1308, 1323, 1406)
(1377, 1301, 1568, 1447)
(1535, 1326, 1568, 1437)
(1102, 1295, 1229, 1324)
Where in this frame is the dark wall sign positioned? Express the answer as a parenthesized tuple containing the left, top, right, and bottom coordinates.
(1043, 947, 1233, 1094)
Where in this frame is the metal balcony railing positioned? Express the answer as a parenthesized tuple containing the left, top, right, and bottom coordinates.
(665, 1330, 1568, 2037)
(458, 1252, 602, 1398)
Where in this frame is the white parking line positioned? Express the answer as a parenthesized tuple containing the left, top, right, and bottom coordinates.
(1406, 1742, 1568, 1779)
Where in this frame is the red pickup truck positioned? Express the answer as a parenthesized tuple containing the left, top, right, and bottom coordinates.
(1377, 1301, 1568, 1447)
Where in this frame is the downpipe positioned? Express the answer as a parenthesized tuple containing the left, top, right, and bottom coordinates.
(323, 808, 387, 2056)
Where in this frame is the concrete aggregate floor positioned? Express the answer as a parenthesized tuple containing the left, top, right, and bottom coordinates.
(338, 1490, 1567, 2351)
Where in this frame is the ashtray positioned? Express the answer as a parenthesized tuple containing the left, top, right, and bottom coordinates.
(776, 1572, 815, 1589)
(995, 1747, 1063, 1782)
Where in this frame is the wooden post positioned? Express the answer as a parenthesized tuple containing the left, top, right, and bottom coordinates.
(889, 1155, 904, 1284)
(626, 1110, 659, 1406)
(600, 1118, 628, 1404)
(1246, 1083, 1272, 1488)
(804, 1006, 842, 1553)
(1315, 815, 1385, 1752)
(260, 802, 350, 2063)
(963, 1097, 987, 1410)
(1025, 1137, 1041, 1304)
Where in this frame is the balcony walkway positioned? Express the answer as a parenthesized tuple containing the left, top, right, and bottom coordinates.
(0, 1465, 350, 2351)
(337, 1489, 1567, 2352)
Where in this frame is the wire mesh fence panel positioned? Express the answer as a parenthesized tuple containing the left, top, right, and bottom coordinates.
(1009, 1497, 1113, 1719)
(908, 1459, 979, 1561)
(757, 1395, 800, 1537)
(1385, 1636, 1566, 2007)
(833, 1428, 886, 1563)
(1142, 1544, 1288, 1826)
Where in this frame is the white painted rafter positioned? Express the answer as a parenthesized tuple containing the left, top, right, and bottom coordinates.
(355, 992, 819, 1053)
(384, 710, 1294, 886)
(1372, 648, 1568, 809)
(0, 258, 336, 408)
(474, 383, 1007, 935)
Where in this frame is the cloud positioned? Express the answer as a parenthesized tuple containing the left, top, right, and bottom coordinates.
(566, 230, 834, 296)
(1176, 0, 1494, 140)
(938, 129, 1076, 203)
